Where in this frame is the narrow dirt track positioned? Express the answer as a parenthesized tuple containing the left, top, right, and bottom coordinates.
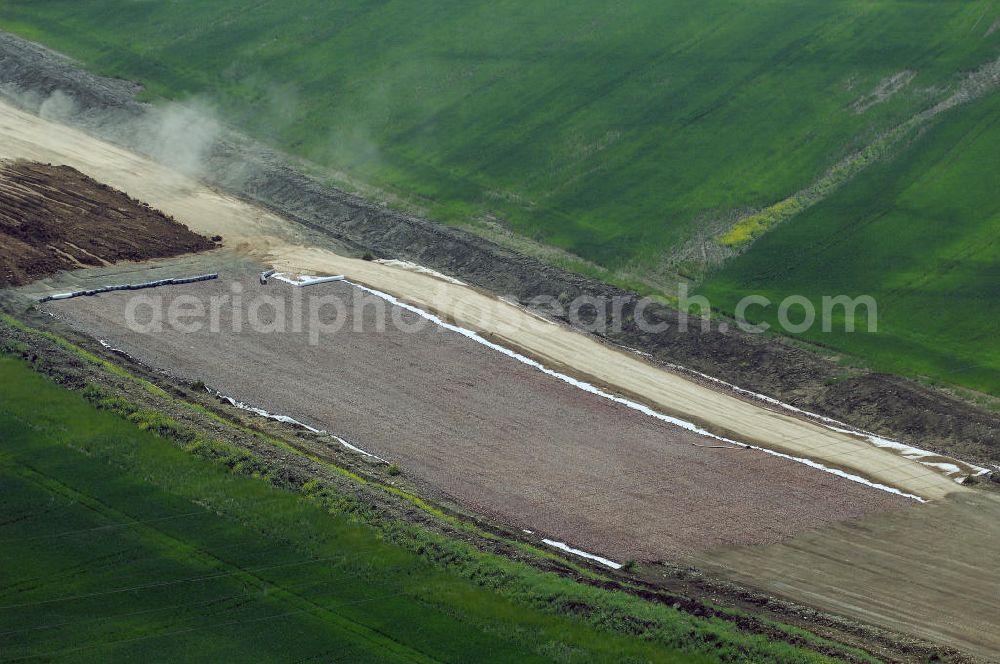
(0, 99, 968, 500)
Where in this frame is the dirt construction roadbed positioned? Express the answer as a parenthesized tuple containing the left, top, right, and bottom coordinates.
(0, 97, 978, 500)
(43, 269, 910, 561)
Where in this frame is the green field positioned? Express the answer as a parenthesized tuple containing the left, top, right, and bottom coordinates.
(700, 89, 1000, 394)
(1, 1, 997, 266)
(0, 355, 701, 662)
(1, 0, 998, 393)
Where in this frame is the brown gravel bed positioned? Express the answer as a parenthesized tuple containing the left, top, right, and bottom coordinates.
(44, 269, 908, 560)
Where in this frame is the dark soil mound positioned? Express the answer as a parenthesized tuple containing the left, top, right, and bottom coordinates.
(0, 160, 214, 285)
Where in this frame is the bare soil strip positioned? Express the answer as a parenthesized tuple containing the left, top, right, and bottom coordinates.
(692, 491, 1000, 660)
(0, 99, 970, 500)
(42, 271, 908, 560)
(0, 160, 213, 285)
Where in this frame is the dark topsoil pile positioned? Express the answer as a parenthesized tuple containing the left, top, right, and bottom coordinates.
(0, 160, 214, 286)
(0, 30, 996, 467)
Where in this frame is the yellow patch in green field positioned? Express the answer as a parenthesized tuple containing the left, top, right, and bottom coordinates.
(719, 196, 806, 247)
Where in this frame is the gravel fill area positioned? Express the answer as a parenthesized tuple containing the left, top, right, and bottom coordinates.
(45, 269, 908, 560)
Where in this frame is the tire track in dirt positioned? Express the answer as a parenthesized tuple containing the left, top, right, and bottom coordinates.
(692, 491, 1000, 659)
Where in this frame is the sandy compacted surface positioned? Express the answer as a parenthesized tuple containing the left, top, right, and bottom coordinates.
(45, 270, 908, 561)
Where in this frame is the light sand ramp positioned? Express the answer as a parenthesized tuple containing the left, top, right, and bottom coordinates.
(0, 97, 972, 501)
(274, 248, 972, 501)
(0, 101, 293, 252)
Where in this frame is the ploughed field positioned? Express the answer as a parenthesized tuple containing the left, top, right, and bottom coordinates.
(44, 269, 908, 561)
(0, 160, 214, 286)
